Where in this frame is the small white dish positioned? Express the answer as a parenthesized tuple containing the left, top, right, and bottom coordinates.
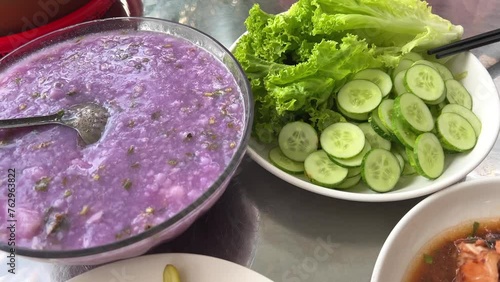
(370, 176, 500, 281)
(68, 253, 273, 282)
(231, 35, 500, 202)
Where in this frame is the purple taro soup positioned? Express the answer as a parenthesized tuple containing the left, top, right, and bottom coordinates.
(0, 30, 245, 250)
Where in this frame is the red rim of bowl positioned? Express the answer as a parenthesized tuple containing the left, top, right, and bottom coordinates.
(0, 0, 116, 56)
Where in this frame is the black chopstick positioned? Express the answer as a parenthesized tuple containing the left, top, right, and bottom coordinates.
(427, 28, 500, 59)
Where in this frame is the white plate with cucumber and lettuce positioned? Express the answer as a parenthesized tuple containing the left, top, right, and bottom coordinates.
(231, 0, 500, 202)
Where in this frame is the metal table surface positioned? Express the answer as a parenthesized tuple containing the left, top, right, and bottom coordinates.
(1, 0, 500, 281)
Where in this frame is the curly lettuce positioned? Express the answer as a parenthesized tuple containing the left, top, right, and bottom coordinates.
(233, 0, 463, 143)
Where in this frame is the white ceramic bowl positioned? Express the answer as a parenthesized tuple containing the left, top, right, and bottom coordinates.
(371, 176, 500, 281)
(231, 30, 500, 202)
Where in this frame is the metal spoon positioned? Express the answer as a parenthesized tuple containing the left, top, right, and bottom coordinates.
(0, 102, 109, 145)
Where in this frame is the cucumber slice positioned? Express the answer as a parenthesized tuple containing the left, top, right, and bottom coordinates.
(405, 147, 419, 172)
(429, 101, 448, 118)
(358, 122, 391, 150)
(404, 64, 445, 102)
(329, 140, 372, 168)
(432, 62, 454, 80)
(336, 99, 370, 121)
(429, 104, 441, 118)
(393, 151, 405, 172)
(413, 133, 445, 179)
(333, 174, 361, 190)
(436, 112, 477, 152)
(393, 143, 409, 162)
(392, 70, 407, 96)
(394, 93, 434, 133)
(320, 122, 365, 159)
(278, 121, 318, 162)
(441, 104, 481, 137)
(454, 71, 469, 81)
(361, 148, 401, 192)
(424, 89, 447, 105)
(401, 161, 417, 175)
(392, 59, 414, 78)
(269, 147, 305, 174)
(347, 166, 362, 177)
(391, 114, 418, 148)
(445, 79, 473, 110)
(402, 52, 424, 62)
(337, 80, 383, 114)
(369, 112, 394, 141)
(304, 150, 348, 188)
(378, 99, 395, 130)
(353, 69, 393, 97)
(412, 60, 438, 70)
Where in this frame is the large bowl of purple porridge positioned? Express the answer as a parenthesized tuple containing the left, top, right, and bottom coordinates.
(0, 17, 253, 265)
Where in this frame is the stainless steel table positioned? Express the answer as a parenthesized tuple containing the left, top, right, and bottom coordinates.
(1, 0, 499, 281)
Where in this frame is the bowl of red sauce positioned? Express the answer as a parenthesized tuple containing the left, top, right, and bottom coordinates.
(371, 177, 500, 281)
(0, 17, 253, 265)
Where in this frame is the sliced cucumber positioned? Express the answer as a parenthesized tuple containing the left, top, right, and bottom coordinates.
(337, 79, 383, 114)
(393, 143, 409, 162)
(402, 52, 424, 62)
(432, 62, 454, 81)
(393, 151, 405, 172)
(392, 70, 407, 96)
(401, 161, 417, 175)
(361, 148, 401, 193)
(369, 112, 395, 141)
(320, 122, 365, 159)
(378, 99, 395, 130)
(329, 140, 372, 168)
(404, 64, 445, 102)
(278, 121, 318, 162)
(304, 150, 348, 188)
(405, 147, 419, 172)
(454, 71, 469, 81)
(347, 166, 362, 177)
(391, 114, 418, 148)
(394, 93, 434, 133)
(392, 59, 414, 78)
(333, 174, 361, 190)
(424, 89, 447, 105)
(429, 101, 448, 118)
(413, 133, 445, 179)
(269, 147, 305, 174)
(429, 104, 441, 118)
(336, 99, 370, 121)
(445, 79, 473, 110)
(436, 112, 477, 152)
(412, 60, 438, 70)
(358, 122, 391, 151)
(353, 69, 393, 97)
(441, 104, 481, 137)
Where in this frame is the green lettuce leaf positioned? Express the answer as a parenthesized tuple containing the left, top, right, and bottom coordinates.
(311, 0, 463, 53)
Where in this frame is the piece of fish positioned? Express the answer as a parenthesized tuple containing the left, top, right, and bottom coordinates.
(454, 239, 500, 282)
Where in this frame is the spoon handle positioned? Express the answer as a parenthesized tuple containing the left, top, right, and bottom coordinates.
(0, 111, 64, 129)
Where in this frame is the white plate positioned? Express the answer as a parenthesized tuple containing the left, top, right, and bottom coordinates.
(68, 253, 273, 282)
(371, 176, 500, 281)
(230, 36, 500, 202)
